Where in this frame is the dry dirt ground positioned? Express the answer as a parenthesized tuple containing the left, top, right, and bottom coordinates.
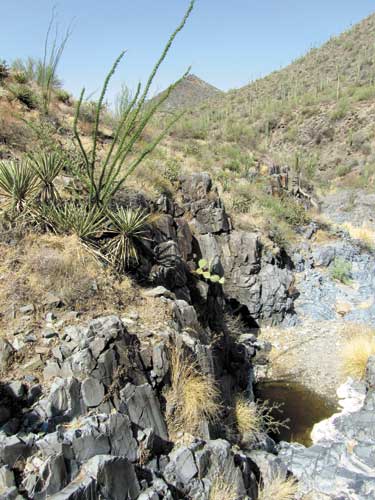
(259, 320, 353, 402)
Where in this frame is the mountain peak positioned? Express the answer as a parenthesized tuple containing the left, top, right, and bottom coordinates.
(155, 74, 222, 110)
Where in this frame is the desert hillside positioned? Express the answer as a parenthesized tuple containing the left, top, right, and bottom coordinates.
(1, 3, 375, 499)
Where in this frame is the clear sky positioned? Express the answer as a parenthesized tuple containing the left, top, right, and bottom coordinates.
(1, 1, 375, 101)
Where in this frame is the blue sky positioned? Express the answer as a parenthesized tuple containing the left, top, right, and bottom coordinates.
(1, 1, 375, 102)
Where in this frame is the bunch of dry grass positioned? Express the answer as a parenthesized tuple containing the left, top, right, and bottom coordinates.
(234, 395, 288, 446)
(165, 347, 221, 438)
(0, 233, 135, 321)
(341, 324, 375, 379)
(234, 395, 262, 444)
(24, 234, 101, 306)
(258, 473, 297, 500)
(209, 475, 237, 500)
(343, 222, 375, 250)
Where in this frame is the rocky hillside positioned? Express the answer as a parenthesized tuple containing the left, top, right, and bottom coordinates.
(2, 5, 375, 499)
(154, 74, 222, 110)
(162, 13, 375, 201)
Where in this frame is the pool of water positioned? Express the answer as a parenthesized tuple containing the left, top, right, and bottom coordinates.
(255, 381, 338, 446)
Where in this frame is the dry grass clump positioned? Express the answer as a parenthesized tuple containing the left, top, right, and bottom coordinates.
(209, 475, 237, 500)
(234, 395, 262, 444)
(342, 222, 375, 250)
(165, 347, 221, 438)
(258, 473, 297, 500)
(341, 324, 375, 379)
(234, 394, 288, 446)
(21, 234, 102, 306)
(0, 233, 135, 323)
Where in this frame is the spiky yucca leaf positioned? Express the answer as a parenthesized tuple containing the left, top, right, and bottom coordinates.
(29, 151, 64, 203)
(37, 203, 106, 240)
(104, 207, 150, 271)
(0, 160, 37, 212)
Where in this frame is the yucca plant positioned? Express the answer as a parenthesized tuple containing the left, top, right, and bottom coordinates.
(0, 160, 37, 213)
(73, 0, 195, 208)
(104, 207, 150, 271)
(37, 202, 106, 241)
(29, 151, 64, 203)
(7, 83, 37, 109)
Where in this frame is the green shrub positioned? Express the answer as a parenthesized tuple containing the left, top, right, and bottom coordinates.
(331, 98, 349, 121)
(104, 207, 150, 271)
(8, 84, 37, 109)
(353, 86, 375, 102)
(330, 258, 352, 284)
(0, 160, 38, 213)
(29, 151, 65, 203)
(163, 158, 181, 183)
(55, 89, 71, 104)
(13, 71, 28, 84)
(336, 164, 352, 177)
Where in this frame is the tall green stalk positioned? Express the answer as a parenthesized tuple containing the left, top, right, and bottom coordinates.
(41, 8, 72, 115)
(73, 0, 195, 208)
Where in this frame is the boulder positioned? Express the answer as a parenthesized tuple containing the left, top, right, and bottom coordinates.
(60, 414, 138, 464)
(0, 339, 14, 370)
(120, 383, 168, 441)
(81, 378, 105, 408)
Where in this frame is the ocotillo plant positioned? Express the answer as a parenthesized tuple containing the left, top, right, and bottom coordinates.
(73, 0, 195, 209)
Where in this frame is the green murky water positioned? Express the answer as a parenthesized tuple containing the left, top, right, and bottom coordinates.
(255, 381, 338, 446)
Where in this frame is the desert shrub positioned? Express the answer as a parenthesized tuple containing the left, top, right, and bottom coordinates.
(78, 101, 98, 124)
(163, 158, 182, 183)
(234, 395, 262, 444)
(261, 195, 309, 227)
(0, 160, 37, 213)
(258, 472, 298, 500)
(330, 257, 352, 284)
(341, 325, 375, 379)
(343, 222, 375, 250)
(8, 83, 37, 109)
(73, 1, 195, 208)
(173, 115, 209, 140)
(165, 347, 221, 438)
(352, 85, 375, 102)
(351, 130, 370, 151)
(209, 475, 237, 500)
(13, 71, 28, 84)
(29, 151, 65, 203)
(55, 89, 71, 104)
(336, 164, 352, 177)
(104, 207, 150, 271)
(331, 98, 349, 121)
(233, 394, 287, 446)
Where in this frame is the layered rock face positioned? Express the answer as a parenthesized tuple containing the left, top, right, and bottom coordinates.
(150, 172, 294, 326)
(0, 311, 275, 499)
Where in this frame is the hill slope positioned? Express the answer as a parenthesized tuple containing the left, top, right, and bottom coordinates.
(164, 13, 375, 195)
